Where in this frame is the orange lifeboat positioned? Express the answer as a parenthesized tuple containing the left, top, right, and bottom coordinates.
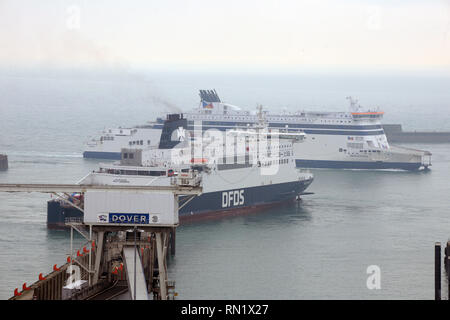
(190, 158, 208, 164)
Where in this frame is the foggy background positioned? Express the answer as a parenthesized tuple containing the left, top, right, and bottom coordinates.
(0, 0, 449, 72)
(1, 0, 450, 148)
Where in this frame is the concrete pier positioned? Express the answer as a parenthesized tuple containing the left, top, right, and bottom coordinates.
(0, 154, 7, 171)
(2, 180, 202, 300)
(383, 124, 450, 143)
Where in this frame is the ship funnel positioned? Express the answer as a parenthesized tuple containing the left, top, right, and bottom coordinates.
(158, 114, 189, 149)
(199, 89, 221, 103)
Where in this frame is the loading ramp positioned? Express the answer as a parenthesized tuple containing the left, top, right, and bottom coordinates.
(123, 246, 149, 300)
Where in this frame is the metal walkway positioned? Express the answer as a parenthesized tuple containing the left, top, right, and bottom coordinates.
(123, 246, 149, 300)
(0, 183, 201, 195)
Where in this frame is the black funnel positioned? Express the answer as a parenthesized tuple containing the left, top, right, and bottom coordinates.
(158, 113, 188, 149)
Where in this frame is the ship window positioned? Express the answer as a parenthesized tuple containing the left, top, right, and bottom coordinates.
(148, 140, 151, 145)
(149, 171, 166, 176)
(123, 153, 128, 159)
(140, 140, 143, 145)
(129, 153, 134, 159)
(339, 148, 343, 152)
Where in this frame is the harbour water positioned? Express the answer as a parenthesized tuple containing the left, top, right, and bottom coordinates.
(0, 69, 450, 299)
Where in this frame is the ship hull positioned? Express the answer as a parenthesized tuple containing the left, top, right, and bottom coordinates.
(83, 151, 121, 160)
(82, 148, 424, 171)
(47, 199, 84, 229)
(83, 121, 430, 170)
(295, 159, 422, 171)
(179, 179, 311, 221)
(46, 179, 312, 229)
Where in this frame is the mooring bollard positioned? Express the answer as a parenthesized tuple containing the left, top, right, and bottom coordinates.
(170, 227, 176, 256)
(448, 256, 450, 300)
(435, 242, 441, 300)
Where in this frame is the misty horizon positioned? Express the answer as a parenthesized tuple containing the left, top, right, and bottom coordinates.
(1, 0, 449, 74)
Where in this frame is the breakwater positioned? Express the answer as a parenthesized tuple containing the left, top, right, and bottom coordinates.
(383, 124, 450, 143)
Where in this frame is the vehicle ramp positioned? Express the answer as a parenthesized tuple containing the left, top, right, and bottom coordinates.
(123, 246, 149, 300)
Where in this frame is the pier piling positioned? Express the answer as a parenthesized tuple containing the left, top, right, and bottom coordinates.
(445, 241, 450, 274)
(448, 256, 450, 300)
(0, 154, 8, 171)
(170, 227, 176, 256)
(435, 242, 441, 300)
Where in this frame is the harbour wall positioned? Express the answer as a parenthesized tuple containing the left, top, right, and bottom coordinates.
(383, 124, 450, 143)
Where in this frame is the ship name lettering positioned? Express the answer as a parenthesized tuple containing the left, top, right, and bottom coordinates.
(222, 190, 244, 208)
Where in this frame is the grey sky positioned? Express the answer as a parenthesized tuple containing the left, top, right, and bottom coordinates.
(1, 0, 449, 72)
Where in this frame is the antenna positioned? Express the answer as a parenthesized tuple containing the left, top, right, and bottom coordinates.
(346, 96, 360, 112)
(255, 104, 267, 128)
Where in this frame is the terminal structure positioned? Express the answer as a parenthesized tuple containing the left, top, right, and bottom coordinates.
(0, 179, 202, 300)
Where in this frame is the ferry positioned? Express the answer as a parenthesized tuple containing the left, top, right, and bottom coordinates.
(83, 90, 431, 170)
(48, 113, 314, 228)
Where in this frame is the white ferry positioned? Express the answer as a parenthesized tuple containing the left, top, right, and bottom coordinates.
(49, 113, 314, 227)
(83, 90, 431, 171)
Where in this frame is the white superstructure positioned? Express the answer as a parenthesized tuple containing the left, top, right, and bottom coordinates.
(78, 113, 314, 221)
(83, 91, 431, 170)
(84, 127, 162, 159)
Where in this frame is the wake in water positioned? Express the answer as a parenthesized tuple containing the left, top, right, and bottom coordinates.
(5, 151, 83, 159)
